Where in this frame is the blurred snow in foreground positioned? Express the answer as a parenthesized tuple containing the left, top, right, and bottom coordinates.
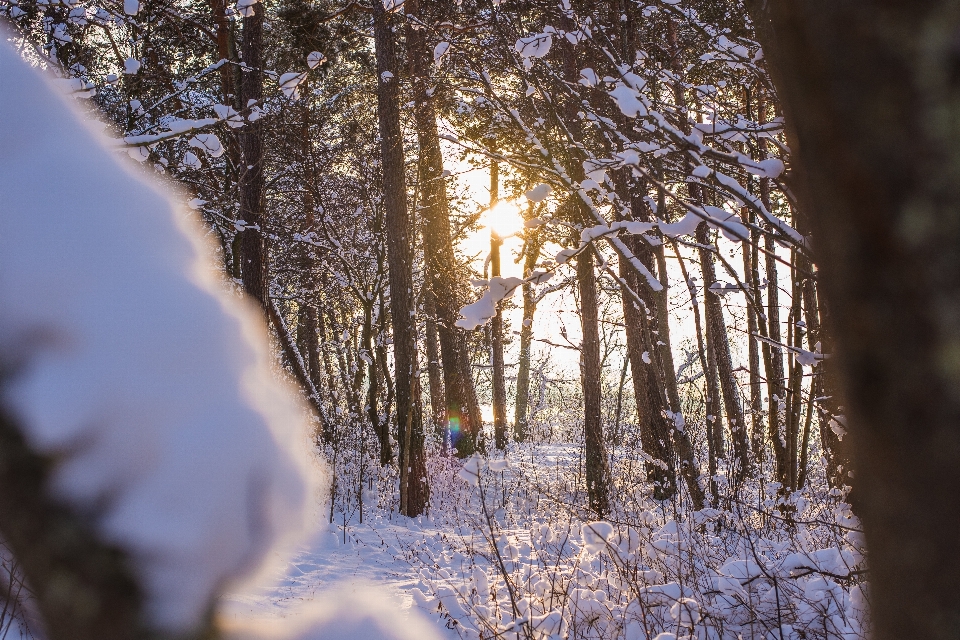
(0, 34, 438, 640)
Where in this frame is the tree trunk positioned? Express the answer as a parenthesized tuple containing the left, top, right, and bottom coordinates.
(795, 207, 847, 487)
(423, 287, 446, 443)
(697, 223, 752, 480)
(373, 1, 427, 516)
(620, 234, 678, 501)
(577, 244, 611, 517)
(747, 3, 960, 638)
(0, 407, 150, 640)
(514, 231, 541, 442)
(763, 211, 789, 487)
(741, 207, 765, 458)
(557, 11, 610, 517)
(686, 257, 721, 500)
(405, 0, 481, 458)
(236, 2, 267, 308)
(490, 161, 508, 450)
(614, 177, 680, 500)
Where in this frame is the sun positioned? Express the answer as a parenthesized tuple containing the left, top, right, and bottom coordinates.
(487, 200, 524, 239)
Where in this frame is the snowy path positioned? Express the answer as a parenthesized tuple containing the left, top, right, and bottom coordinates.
(219, 513, 456, 636)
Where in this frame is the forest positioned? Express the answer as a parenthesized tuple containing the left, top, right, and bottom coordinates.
(0, 1, 957, 640)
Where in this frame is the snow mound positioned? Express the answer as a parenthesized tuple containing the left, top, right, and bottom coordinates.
(223, 583, 442, 640)
(0, 38, 320, 633)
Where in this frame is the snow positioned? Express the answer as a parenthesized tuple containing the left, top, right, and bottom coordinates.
(236, 0, 259, 17)
(220, 521, 450, 640)
(578, 68, 598, 87)
(306, 51, 326, 69)
(658, 211, 700, 237)
(228, 439, 866, 640)
(524, 182, 552, 202)
(609, 82, 648, 118)
(0, 39, 318, 633)
(181, 149, 202, 169)
(455, 292, 496, 330)
(279, 72, 308, 100)
(124, 56, 141, 74)
(434, 42, 450, 66)
(515, 33, 552, 59)
(455, 277, 522, 330)
(190, 133, 225, 157)
(581, 521, 614, 553)
(214, 103, 245, 128)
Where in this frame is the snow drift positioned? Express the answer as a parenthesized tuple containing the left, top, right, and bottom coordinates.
(0, 36, 322, 634)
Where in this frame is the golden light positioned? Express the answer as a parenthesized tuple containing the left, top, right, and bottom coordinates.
(487, 200, 524, 239)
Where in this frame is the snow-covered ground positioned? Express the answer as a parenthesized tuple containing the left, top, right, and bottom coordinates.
(220, 510, 458, 638)
(218, 441, 868, 640)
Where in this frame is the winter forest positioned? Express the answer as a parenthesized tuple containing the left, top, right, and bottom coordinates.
(1, 0, 959, 639)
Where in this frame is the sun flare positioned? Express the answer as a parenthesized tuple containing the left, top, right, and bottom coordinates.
(487, 200, 524, 239)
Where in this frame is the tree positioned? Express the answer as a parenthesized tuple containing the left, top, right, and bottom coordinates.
(373, 0, 428, 517)
(236, 0, 268, 307)
(489, 160, 509, 451)
(747, 2, 960, 638)
(406, 0, 483, 458)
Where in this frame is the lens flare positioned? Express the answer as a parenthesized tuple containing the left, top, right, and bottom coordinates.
(487, 200, 523, 239)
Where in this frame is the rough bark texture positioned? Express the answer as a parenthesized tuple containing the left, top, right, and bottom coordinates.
(741, 209, 765, 458)
(489, 161, 508, 450)
(762, 226, 789, 486)
(620, 236, 677, 501)
(423, 287, 446, 440)
(406, 0, 481, 457)
(268, 301, 326, 426)
(614, 182, 679, 501)
(373, 1, 427, 516)
(557, 12, 610, 517)
(513, 234, 541, 442)
(747, 2, 960, 638)
(236, 3, 267, 308)
(696, 224, 752, 480)
(576, 245, 611, 517)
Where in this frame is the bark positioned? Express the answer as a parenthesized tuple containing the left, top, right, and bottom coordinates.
(669, 244, 711, 510)
(763, 211, 789, 487)
(741, 207, 765, 457)
(785, 250, 805, 490)
(236, 2, 267, 308)
(303, 305, 325, 403)
(373, 1, 427, 516)
(556, 10, 611, 516)
(423, 287, 446, 440)
(405, 0, 481, 457)
(620, 234, 678, 501)
(686, 259, 721, 499)
(696, 224, 752, 480)
(514, 232, 541, 441)
(747, 3, 960, 638)
(361, 301, 390, 467)
(490, 161, 508, 450)
(615, 177, 679, 500)
(795, 208, 847, 487)
(268, 301, 326, 425)
(577, 245, 611, 517)
(209, 0, 241, 170)
(661, 18, 749, 490)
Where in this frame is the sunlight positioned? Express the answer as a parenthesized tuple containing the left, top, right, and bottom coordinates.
(487, 200, 524, 239)
(480, 404, 495, 423)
